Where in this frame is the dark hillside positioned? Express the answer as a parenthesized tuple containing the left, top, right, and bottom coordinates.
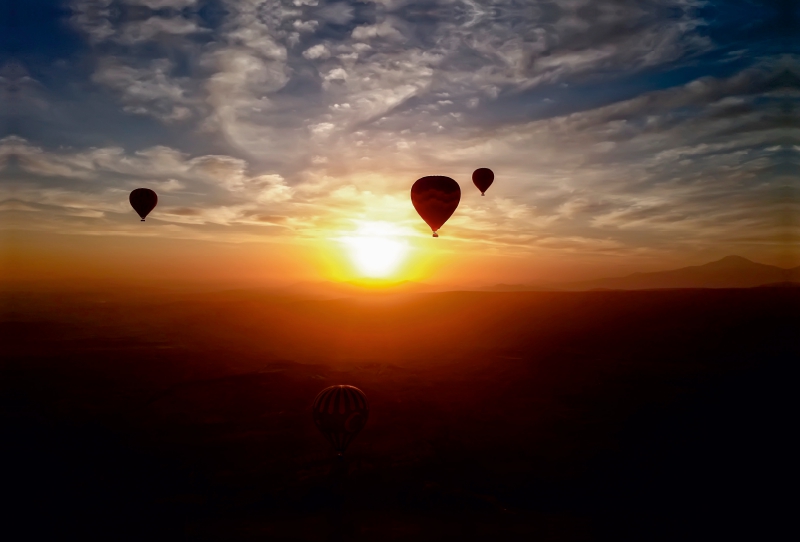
(2, 288, 796, 541)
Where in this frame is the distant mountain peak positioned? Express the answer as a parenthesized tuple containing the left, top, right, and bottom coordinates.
(555, 255, 795, 291)
(707, 255, 756, 266)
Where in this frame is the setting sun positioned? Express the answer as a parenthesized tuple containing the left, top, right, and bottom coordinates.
(339, 222, 410, 278)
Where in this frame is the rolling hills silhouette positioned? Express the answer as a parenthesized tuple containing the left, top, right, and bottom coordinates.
(486, 255, 799, 292)
(277, 280, 437, 299)
(2, 285, 795, 540)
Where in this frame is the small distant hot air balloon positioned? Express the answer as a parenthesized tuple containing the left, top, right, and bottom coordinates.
(129, 188, 158, 221)
(312, 385, 369, 456)
(472, 168, 494, 196)
(410, 176, 460, 237)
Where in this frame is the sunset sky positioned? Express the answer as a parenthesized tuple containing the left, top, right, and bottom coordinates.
(2, 0, 796, 286)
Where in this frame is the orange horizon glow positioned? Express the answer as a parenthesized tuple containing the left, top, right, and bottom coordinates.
(4, 226, 795, 292)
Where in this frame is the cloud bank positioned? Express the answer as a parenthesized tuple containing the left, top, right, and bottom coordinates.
(1, 0, 797, 263)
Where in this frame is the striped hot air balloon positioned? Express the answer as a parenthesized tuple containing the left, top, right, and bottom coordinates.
(312, 385, 369, 455)
(410, 176, 460, 237)
(129, 188, 158, 221)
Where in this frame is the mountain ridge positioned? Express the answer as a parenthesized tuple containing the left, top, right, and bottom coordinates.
(543, 256, 798, 291)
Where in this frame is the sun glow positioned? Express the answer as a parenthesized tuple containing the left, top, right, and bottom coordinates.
(339, 222, 410, 278)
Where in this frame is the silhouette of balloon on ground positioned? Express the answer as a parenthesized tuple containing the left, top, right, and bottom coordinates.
(312, 385, 369, 456)
(129, 188, 158, 221)
(472, 168, 494, 196)
(410, 176, 461, 237)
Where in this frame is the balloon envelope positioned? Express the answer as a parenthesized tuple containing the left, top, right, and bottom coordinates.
(410, 176, 460, 237)
(472, 168, 494, 195)
(129, 188, 158, 221)
(312, 385, 369, 455)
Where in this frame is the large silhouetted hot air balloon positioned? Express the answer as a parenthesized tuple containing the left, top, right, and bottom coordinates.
(410, 176, 460, 237)
(472, 168, 494, 196)
(312, 385, 369, 456)
(129, 188, 158, 221)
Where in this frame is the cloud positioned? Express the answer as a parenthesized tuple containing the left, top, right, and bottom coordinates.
(69, 0, 115, 43)
(303, 44, 330, 60)
(9, 0, 795, 257)
(351, 21, 405, 42)
(70, 0, 205, 44)
(92, 58, 194, 121)
(125, 0, 198, 8)
(68, 0, 718, 151)
(3, 139, 294, 220)
(116, 16, 207, 45)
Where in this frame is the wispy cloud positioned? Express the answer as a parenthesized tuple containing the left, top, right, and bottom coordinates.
(2, 1, 797, 260)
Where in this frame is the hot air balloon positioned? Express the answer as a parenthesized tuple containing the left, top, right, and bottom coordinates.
(410, 176, 460, 237)
(312, 385, 369, 456)
(472, 168, 494, 196)
(129, 188, 158, 221)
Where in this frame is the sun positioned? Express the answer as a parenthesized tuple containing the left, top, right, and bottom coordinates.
(347, 236, 407, 277)
(339, 222, 409, 278)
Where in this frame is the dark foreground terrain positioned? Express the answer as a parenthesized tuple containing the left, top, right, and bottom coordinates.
(2, 287, 796, 541)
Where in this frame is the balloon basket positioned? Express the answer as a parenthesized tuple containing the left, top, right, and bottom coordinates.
(432, 232, 438, 238)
